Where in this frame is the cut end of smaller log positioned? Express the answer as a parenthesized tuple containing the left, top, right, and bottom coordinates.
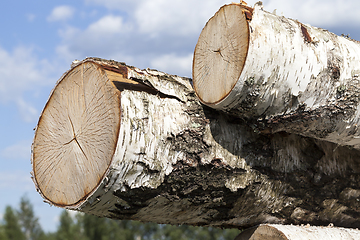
(234, 224, 360, 240)
(32, 61, 121, 207)
(192, 3, 250, 105)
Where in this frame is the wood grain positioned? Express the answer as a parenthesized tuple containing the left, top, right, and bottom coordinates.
(193, 3, 360, 149)
(32, 62, 120, 206)
(193, 3, 249, 104)
(31, 58, 360, 230)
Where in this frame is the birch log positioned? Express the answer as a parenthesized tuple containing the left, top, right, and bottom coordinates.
(193, 2, 360, 149)
(32, 58, 360, 230)
(234, 224, 360, 240)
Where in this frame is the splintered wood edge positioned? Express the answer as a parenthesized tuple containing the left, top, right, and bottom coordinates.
(192, 3, 250, 105)
(32, 61, 121, 207)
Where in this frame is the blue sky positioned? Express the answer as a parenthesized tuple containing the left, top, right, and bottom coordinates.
(0, 0, 359, 233)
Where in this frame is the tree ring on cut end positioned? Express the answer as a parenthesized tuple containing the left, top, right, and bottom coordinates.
(193, 4, 249, 105)
(32, 62, 121, 207)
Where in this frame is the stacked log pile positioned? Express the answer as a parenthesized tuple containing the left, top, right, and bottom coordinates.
(31, 2, 360, 239)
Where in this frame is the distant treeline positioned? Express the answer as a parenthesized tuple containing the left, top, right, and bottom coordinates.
(0, 196, 239, 240)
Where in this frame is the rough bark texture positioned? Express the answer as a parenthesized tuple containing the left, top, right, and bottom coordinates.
(193, 2, 360, 149)
(234, 224, 360, 240)
(32, 58, 360, 231)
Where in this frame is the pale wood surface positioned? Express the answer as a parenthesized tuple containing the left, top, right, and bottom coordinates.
(32, 62, 120, 206)
(193, 3, 249, 104)
(32, 58, 360, 230)
(31, 1, 360, 235)
(193, 2, 360, 149)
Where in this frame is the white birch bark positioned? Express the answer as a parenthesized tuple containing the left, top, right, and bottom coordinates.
(32, 58, 360, 230)
(32, 57, 253, 223)
(193, 2, 360, 149)
(235, 224, 360, 240)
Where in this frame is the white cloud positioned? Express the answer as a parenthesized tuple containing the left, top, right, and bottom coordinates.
(84, 0, 360, 33)
(54, 0, 234, 76)
(87, 0, 357, 37)
(1, 140, 32, 160)
(84, 0, 139, 10)
(17, 98, 39, 123)
(54, 0, 360, 78)
(0, 171, 33, 191)
(58, 25, 80, 41)
(55, 44, 80, 64)
(47, 5, 75, 22)
(0, 45, 55, 122)
(151, 53, 193, 77)
(26, 13, 36, 22)
(262, 0, 360, 28)
(55, 15, 130, 63)
(134, 0, 231, 36)
(87, 15, 124, 34)
(85, 0, 234, 37)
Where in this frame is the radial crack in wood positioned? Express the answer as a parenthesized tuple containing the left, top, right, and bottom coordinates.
(32, 58, 360, 231)
(32, 61, 121, 207)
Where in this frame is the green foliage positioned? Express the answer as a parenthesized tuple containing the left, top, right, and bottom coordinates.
(154, 224, 239, 240)
(17, 195, 45, 240)
(0, 224, 8, 240)
(77, 212, 157, 240)
(0, 196, 240, 240)
(3, 206, 25, 240)
(56, 210, 86, 240)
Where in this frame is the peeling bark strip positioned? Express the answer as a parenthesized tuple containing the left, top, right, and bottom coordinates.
(235, 224, 360, 240)
(193, 2, 360, 149)
(32, 58, 360, 230)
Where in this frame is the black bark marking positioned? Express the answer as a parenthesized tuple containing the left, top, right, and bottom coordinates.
(112, 80, 184, 103)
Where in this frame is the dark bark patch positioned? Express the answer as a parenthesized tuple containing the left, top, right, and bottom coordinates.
(300, 23, 312, 43)
(110, 163, 247, 225)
